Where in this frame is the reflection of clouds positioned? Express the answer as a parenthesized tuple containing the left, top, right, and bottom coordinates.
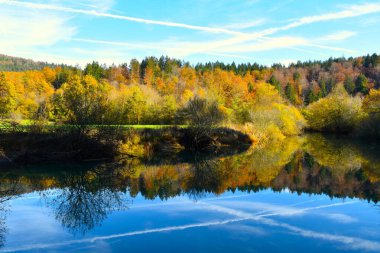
(207, 200, 302, 215)
(320, 213, 357, 224)
(1, 218, 247, 252)
(3, 199, 377, 252)
(200, 201, 357, 219)
(0, 178, 23, 249)
(7, 204, 70, 241)
(258, 217, 380, 252)
(221, 223, 267, 236)
(198, 201, 380, 252)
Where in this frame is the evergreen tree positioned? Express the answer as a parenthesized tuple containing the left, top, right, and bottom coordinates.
(84, 61, 105, 80)
(320, 81, 327, 97)
(269, 76, 283, 95)
(355, 74, 369, 94)
(344, 76, 355, 95)
(285, 82, 296, 104)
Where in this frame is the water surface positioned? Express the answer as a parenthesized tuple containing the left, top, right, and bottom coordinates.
(0, 134, 380, 252)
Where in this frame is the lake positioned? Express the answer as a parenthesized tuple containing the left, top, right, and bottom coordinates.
(0, 134, 380, 252)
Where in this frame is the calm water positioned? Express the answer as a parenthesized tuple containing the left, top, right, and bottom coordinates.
(0, 134, 380, 252)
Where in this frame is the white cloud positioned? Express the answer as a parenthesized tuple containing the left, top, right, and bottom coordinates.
(197, 2, 380, 54)
(321, 213, 357, 224)
(222, 19, 266, 30)
(76, 0, 115, 12)
(71, 35, 354, 61)
(318, 31, 357, 41)
(279, 59, 296, 67)
(0, 7, 76, 51)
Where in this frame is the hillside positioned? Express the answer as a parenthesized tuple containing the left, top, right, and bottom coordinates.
(0, 54, 68, 72)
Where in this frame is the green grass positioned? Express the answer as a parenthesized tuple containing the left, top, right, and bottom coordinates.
(0, 120, 187, 131)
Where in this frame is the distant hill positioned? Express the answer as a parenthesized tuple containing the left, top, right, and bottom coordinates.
(0, 54, 70, 71)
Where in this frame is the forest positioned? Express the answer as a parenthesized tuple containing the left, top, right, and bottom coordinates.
(0, 53, 380, 144)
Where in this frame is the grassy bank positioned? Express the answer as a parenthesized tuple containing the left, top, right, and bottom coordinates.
(0, 125, 252, 165)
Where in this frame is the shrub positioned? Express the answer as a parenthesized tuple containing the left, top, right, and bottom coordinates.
(356, 89, 380, 139)
(304, 84, 362, 133)
(247, 82, 306, 143)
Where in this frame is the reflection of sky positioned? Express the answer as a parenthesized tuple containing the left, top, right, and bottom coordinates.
(3, 190, 380, 253)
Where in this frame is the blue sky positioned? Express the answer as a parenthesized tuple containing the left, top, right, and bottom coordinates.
(0, 0, 379, 66)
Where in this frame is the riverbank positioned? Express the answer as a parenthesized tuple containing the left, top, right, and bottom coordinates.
(0, 126, 252, 165)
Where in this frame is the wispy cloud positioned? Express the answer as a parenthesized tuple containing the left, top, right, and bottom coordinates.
(0, 0, 378, 64)
(222, 19, 266, 30)
(1, 1, 376, 41)
(193, 2, 380, 54)
(321, 213, 357, 224)
(69, 1, 376, 57)
(0, 0, 244, 36)
(0, 6, 76, 57)
(70, 35, 354, 61)
(318, 30, 357, 41)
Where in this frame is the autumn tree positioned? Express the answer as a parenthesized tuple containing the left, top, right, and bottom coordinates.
(359, 89, 380, 138)
(58, 75, 111, 125)
(130, 59, 140, 84)
(304, 84, 362, 133)
(0, 73, 16, 118)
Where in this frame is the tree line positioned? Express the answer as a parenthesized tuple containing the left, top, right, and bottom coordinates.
(0, 53, 379, 140)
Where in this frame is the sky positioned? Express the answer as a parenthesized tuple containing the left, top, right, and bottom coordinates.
(0, 0, 379, 67)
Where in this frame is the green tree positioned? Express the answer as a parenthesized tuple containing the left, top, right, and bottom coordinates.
(355, 74, 368, 94)
(285, 82, 296, 104)
(306, 89, 320, 105)
(130, 59, 140, 84)
(293, 71, 301, 82)
(269, 76, 283, 95)
(84, 62, 105, 81)
(320, 81, 327, 97)
(344, 76, 355, 95)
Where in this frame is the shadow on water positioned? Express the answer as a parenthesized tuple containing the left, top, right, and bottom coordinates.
(0, 133, 380, 239)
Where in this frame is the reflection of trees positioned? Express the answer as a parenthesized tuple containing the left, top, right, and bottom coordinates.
(0, 196, 9, 249)
(0, 177, 23, 248)
(185, 157, 224, 199)
(270, 135, 380, 202)
(304, 133, 380, 182)
(182, 138, 303, 199)
(1, 133, 380, 233)
(0, 202, 6, 249)
(304, 134, 363, 173)
(46, 168, 129, 234)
